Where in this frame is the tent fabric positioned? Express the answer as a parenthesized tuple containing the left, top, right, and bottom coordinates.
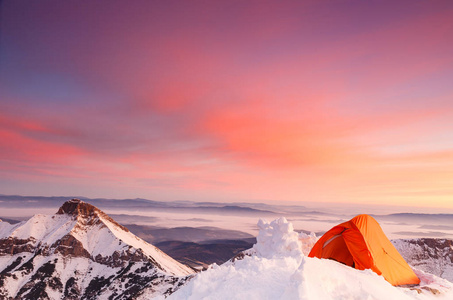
(308, 214, 420, 286)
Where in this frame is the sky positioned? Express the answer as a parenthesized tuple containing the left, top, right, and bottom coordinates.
(1, 0, 453, 209)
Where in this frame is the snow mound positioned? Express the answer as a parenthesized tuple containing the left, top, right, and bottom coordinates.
(169, 218, 453, 300)
(298, 231, 317, 256)
(253, 217, 303, 259)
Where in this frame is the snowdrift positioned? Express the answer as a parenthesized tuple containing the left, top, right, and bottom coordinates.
(168, 217, 453, 300)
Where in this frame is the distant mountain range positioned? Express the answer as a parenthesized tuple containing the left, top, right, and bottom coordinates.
(124, 225, 255, 269)
(155, 239, 256, 269)
(0, 195, 277, 216)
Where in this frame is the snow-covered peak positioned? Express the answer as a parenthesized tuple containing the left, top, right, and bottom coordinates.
(57, 198, 103, 218)
(56, 198, 129, 230)
(0, 219, 16, 238)
(0, 199, 195, 299)
(0, 199, 193, 276)
(56, 198, 89, 214)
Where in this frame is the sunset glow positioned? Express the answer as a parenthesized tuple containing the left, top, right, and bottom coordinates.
(1, 1, 453, 209)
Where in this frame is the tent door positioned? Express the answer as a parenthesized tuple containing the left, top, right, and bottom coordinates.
(321, 233, 355, 267)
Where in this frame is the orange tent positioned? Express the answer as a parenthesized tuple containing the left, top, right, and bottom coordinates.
(308, 214, 420, 286)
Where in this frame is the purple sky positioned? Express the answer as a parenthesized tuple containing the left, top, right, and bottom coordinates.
(1, 1, 453, 208)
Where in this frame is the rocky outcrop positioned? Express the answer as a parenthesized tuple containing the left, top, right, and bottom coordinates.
(0, 237, 36, 255)
(393, 238, 453, 282)
(51, 235, 91, 258)
(57, 198, 130, 232)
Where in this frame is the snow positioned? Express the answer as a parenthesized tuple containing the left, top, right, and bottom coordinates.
(4, 206, 453, 299)
(1, 253, 131, 298)
(0, 203, 193, 277)
(0, 220, 16, 237)
(393, 239, 453, 283)
(0, 214, 77, 244)
(253, 217, 303, 259)
(168, 218, 453, 300)
(0, 253, 34, 295)
(99, 213, 192, 276)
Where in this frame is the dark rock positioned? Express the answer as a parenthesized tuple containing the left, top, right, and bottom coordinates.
(0, 238, 35, 255)
(64, 277, 80, 300)
(57, 199, 129, 232)
(51, 234, 91, 258)
(0, 256, 23, 275)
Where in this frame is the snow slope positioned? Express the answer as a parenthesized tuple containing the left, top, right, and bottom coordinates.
(169, 217, 453, 300)
(393, 238, 453, 283)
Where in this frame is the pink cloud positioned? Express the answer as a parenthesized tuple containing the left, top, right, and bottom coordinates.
(1, 1, 453, 207)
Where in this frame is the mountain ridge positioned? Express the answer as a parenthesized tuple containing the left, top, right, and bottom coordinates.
(0, 199, 194, 299)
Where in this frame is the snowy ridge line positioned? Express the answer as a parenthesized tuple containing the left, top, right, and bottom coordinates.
(97, 211, 193, 276)
(1, 199, 193, 276)
(0, 199, 196, 299)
